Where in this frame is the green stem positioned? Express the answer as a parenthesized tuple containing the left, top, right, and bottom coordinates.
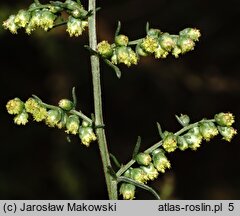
(88, 0, 118, 199)
(116, 119, 215, 177)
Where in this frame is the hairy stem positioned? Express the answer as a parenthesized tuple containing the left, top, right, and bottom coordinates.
(88, 0, 118, 199)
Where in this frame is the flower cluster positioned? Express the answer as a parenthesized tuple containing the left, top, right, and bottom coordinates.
(2, 0, 89, 37)
(119, 149, 170, 199)
(6, 97, 97, 147)
(119, 112, 236, 199)
(162, 113, 236, 152)
(138, 28, 200, 58)
(97, 27, 200, 68)
(97, 34, 138, 67)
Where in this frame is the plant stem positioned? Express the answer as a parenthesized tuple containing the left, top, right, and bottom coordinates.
(88, 0, 118, 199)
(116, 119, 215, 177)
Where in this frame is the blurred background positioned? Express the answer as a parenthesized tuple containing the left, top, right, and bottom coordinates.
(1, 0, 240, 199)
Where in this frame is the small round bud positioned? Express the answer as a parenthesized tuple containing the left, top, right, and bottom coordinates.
(179, 28, 201, 42)
(14, 110, 29, 125)
(79, 127, 97, 147)
(218, 126, 237, 142)
(147, 28, 161, 38)
(115, 34, 129, 46)
(135, 152, 152, 166)
(49, 5, 63, 13)
(66, 16, 88, 37)
(140, 163, 159, 181)
(183, 127, 202, 150)
(65, 115, 80, 134)
(14, 10, 31, 28)
(3, 15, 19, 34)
(214, 112, 234, 127)
(159, 33, 175, 52)
(97, 41, 113, 58)
(177, 36, 195, 54)
(176, 114, 190, 127)
(152, 148, 165, 156)
(141, 36, 158, 53)
(123, 169, 132, 178)
(65, 0, 82, 10)
(153, 151, 171, 173)
(82, 120, 90, 127)
(119, 183, 135, 200)
(6, 98, 24, 115)
(162, 132, 178, 153)
(177, 136, 189, 151)
(58, 99, 74, 111)
(130, 168, 147, 183)
(45, 109, 62, 127)
(199, 122, 218, 141)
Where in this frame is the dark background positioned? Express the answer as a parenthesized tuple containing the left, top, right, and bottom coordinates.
(1, 0, 240, 199)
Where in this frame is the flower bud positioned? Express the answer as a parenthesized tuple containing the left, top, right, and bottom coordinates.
(136, 42, 149, 57)
(25, 98, 47, 122)
(97, 41, 113, 58)
(177, 36, 195, 54)
(45, 109, 62, 127)
(179, 28, 201, 42)
(79, 127, 97, 146)
(218, 126, 237, 142)
(214, 112, 234, 127)
(66, 16, 88, 37)
(154, 45, 168, 59)
(162, 132, 177, 153)
(112, 46, 138, 67)
(135, 152, 152, 166)
(183, 127, 202, 150)
(119, 183, 135, 200)
(58, 99, 74, 111)
(14, 10, 31, 28)
(6, 98, 24, 115)
(199, 122, 218, 141)
(141, 36, 158, 53)
(130, 168, 147, 183)
(140, 163, 159, 181)
(152, 148, 165, 156)
(65, 115, 80, 134)
(65, 0, 82, 10)
(159, 33, 175, 52)
(115, 34, 129, 46)
(82, 120, 91, 127)
(176, 114, 190, 127)
(29, 10, 42, 27)
(3, 15, 19, 34)
(171, 35, 181, 58)
(14, 110, 29, 125)
(177, 136, 189, 151)
(153, 151, 171, 173)
(56, 112, 67, 129)
(49, 5, 63, 13)
(40, 9, 56, 31)
(147, 28, 161, 38)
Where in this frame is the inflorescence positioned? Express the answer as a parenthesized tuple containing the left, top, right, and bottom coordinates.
(6, 96, 97, 147)
(97, 27, 201, 67)
(2, 0, 90, 36)
(119, 113, 236, 199)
